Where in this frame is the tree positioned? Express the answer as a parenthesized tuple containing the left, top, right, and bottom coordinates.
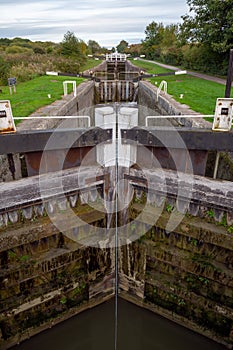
(142, 21, 164, 59)
(0, 38, 11, 47)
(116, 40, 129, 53)
(126, 43, 143, 57)
(180, 0, 233, 54)
(144, 22, 164, 47)
(61, 31, 84, 57)
(88, 40, 101, 54)
(160, 24, 179, 48)
(60, 31, 86, 68)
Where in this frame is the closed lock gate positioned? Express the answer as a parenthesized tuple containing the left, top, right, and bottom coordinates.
(95, 81, 138, 103)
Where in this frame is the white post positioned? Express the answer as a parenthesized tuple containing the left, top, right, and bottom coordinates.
(95, 107, 116, 167)
(118, 107, 138, 167)
(63, 81, 77, 97)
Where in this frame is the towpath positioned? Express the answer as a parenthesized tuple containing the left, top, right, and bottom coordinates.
(139, 58, 229, 86)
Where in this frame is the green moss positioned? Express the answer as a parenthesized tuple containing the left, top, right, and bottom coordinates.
(198, 310, 232, 337)
(165, 204, 174, 213)
(60, 296, 67, 305)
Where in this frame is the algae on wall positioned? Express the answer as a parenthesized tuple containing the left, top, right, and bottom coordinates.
(118, 189, 233, 348)
(0, 201, 114, 349)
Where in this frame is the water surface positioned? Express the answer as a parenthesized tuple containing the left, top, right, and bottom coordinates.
(11, 298, 226, 350)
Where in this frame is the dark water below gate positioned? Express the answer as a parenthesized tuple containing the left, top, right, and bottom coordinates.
(11, 298, 225, 350)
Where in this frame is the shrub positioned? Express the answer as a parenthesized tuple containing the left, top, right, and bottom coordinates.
(33, 46, 46, 54)
(0, 56, 11, 85)
(161, 46, 182, 65)
(6, 45, 33, 55)
(181, 44, 228, 75)
(0, 51, 86, 84)
(54, 57, 80, 74)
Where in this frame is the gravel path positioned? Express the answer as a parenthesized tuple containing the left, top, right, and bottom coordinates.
(138, 58, 229, 86)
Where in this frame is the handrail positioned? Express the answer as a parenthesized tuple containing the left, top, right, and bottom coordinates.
(156, 80, 167, 101)
(14, 116, 91, 127)
(145, 114, 214, 127)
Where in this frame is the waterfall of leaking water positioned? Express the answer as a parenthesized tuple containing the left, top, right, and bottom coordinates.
(115, 107, 119, 350)
(99, 103, 138, 350)
(133, 85, 138, 102)
(106, 175, 116, 231)
(102, 109, 119, 350)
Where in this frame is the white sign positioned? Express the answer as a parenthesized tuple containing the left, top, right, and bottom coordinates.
(0, 100, 16, 133)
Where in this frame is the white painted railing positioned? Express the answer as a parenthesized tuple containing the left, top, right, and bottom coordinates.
(106, 53, 127, 62)
(14, 116, 91, 127)
(156, 80, 167, 101)
(145, 114, 214, 127)
(63, 81, 77, 97)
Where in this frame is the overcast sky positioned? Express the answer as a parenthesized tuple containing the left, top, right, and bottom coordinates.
(0, 0, 189, 47)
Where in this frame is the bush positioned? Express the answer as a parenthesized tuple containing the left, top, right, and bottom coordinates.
(0, 50, 86, 84)
(10, 62, 43, 82)
(161, 47, 182, 65)
(6, 45, 33, 55)
(54, 57, 80, 74)
(181, 44, 228, 75)
(0, 56, 11, 85)
(33, 46, 46, 54)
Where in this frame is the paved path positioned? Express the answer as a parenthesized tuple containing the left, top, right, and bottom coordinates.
(139, 58, 228, 86)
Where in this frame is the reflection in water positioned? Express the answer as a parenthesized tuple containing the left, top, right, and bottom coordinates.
(11, 299, 225, 350)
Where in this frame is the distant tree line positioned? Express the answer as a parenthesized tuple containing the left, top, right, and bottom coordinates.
(119, 0, 233, 76)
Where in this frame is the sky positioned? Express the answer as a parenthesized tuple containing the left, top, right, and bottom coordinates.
(0, 0, 189, 47)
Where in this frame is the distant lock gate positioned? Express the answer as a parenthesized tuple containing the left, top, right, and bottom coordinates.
(95, 80, 138, 103)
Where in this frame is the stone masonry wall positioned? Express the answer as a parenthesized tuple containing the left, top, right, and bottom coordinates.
(119, 167, 233, 348)
(0, 167, 114, 349)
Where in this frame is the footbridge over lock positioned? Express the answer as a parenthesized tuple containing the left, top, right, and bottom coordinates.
(0, 59, 233, 349)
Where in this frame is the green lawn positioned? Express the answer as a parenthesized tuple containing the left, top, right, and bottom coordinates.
(130, 59, 172, 74)
(81, 58, 103, 72)
(150, 75, 229, 115)
(131, 59, 232, 116)
(0, 75, 84, 123)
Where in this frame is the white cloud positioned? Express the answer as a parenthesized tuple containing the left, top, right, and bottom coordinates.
(0, 0, 189, 46)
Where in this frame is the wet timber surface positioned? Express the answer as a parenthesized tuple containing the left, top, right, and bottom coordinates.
(11, 298, 226, 350)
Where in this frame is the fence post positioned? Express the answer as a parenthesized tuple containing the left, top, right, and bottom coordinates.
(225, 49, 233, 98)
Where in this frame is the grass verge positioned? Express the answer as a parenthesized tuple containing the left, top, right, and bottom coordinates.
(131, 59, 232, 116)
(130, 59, 172, 74)
(80, 58, 103, 72)
(0, 75, 84, 123)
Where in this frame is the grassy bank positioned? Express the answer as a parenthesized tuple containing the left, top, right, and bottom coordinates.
(131, 59, 232, 115)
(0, 58, 102, 123)
(81, 58, 103, 72)
(130, 59, 172, 75)
(1, 75, 84, 122)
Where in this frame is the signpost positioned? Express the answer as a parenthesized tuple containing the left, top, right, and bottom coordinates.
(8, 77, 17, 95)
